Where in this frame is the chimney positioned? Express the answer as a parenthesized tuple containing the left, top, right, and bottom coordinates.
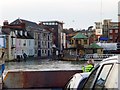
(3, 20, 9, 26)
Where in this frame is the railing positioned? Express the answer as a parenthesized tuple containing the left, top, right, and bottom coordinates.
(85, 54, 116, 60)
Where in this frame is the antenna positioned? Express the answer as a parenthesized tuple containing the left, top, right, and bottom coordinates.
(100, 0, 102, 29)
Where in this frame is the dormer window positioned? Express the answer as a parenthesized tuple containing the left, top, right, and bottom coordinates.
(20, 31, 22, 36)
(15, 30, 18, 35)
(25, 32, 27, 36)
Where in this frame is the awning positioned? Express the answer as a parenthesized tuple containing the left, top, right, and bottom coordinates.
(99, 37, 108, 41)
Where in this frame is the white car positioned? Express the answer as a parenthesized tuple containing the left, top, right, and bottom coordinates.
(65, 55, 120, 89)
(65, 72, 90, 89)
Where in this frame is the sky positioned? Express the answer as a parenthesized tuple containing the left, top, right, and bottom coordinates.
(0, 0, 119, 29)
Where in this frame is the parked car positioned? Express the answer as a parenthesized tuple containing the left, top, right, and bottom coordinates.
(65, 55, 120, 89)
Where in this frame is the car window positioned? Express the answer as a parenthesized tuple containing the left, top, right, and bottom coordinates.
(94, 64, 113, 89)
(82, 66, 99, 89)
(103, 63, 119, 89)
(78, 77, 87, 89)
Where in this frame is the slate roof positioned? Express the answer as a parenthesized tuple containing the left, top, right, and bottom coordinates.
(72, 33, 88, 39)
(10, 19, 43, 31)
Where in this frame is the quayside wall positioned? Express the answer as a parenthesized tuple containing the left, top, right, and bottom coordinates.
(3, 70, 82, 89)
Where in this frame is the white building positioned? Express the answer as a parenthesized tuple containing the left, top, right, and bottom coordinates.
(15, 30, 35, 59)
(2, 19, 54, 60)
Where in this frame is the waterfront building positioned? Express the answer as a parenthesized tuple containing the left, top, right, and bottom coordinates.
(65, 29, 77, 48)
(2, 21, 17, 60)
(78, 28, 96, 44)
(109, 22, 119, 43)
(94, 22, 102, 41)
(10, 19, 53, 59)
(38, 27, 53, 58)
(2, 19, 53, 60)
(15, 30, 34, 58)
(102, 19, 112, 38)
(95, 19, 119, 43)
(70, 33, 89, 56)
(0, 26, 7, 61)
(40, 21, 64, 51)
(2, 20, 35, 60)
(61, 32, 66, 50)
(10, 19, 40, 57)
(86, 43, 103, 54)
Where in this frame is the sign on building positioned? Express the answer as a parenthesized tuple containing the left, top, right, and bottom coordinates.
(95, 29, 102, 35)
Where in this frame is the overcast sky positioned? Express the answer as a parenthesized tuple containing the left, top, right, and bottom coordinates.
(0, 0, 119, 29)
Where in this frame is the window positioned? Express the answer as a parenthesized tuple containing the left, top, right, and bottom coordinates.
(45, 50, 46, 54)
(35, 50, 37, 54)
(115, 30, 118, 33)
(20, 31, 23, 36)
(25, 32, 27, 36)
(84, 40, 87, 44)
(71, 40, 74, 44)
(109, 30, 113, 33)
(19, 40, 21, 46)
(94, 64, 113, 89)
(15, 30, 18, 35)
(23, 40, 26, 46)
(45, 41, 47, 46)
(43, 33, 46, 37)
(83, 66, 99, 89)
(48, 42, 50, 48)
(29, 40, 31, 46)
(48, 35, 50, 40)
(93, 49, 97, 53)
(109, 35, 113, 39)
(42, 50, 44, 54)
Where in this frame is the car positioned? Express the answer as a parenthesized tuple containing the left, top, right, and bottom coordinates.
(65, 72, 90, 90)
(65, 55, 120, 89)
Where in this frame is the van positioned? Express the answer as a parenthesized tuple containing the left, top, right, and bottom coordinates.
(65, 55, 120, 89)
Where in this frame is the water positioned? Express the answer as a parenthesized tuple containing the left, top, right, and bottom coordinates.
(4, 58, 100, 71)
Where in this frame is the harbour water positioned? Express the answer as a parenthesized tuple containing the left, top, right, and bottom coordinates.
(4, 58, 100, 71)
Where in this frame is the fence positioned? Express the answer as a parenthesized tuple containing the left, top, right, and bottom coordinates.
(85, 54, 115, 60)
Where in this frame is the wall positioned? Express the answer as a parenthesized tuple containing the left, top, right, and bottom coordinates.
(3, 70, 82, 89)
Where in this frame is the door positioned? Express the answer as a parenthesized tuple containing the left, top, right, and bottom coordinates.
(38, 50, 41, 57)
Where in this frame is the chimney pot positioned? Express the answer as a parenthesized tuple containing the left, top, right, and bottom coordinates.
(3, 20, 9, 26)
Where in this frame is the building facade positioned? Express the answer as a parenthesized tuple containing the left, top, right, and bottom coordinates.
(109, 22, 119, 43)
(40, 21, 64, 51)
(2, 19, 53, 60)
(38, 29, 53, 58)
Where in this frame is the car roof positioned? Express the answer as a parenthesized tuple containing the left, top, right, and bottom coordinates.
(102, 55, 120, 63)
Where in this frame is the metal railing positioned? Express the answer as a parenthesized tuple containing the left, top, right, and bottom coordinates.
(85, 54, 115, 60)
